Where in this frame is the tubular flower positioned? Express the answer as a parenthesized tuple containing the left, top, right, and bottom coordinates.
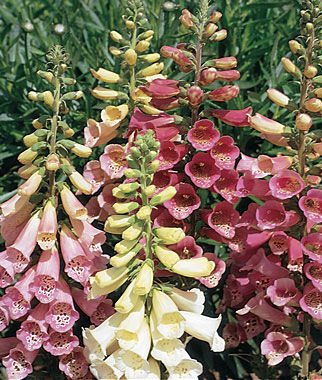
(37, 200, 57, 250)
(269, 170, 305, 200)
(187, 119, 220, 151)
(185, 152, 220, 189)
(207, 201, 239, 239)
(99, 144, 128, 179)
(301, 233, 322, 264)
(210, 136, 240, 170)
(299, 189, 322, 224)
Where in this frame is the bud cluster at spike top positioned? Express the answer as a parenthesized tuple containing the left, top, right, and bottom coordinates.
(0, 47, 114, 380)
(81, 0, 322, 378)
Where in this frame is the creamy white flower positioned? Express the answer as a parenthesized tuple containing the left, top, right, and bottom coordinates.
(118, 298, 145, 333)
(151, 338, 190, 367)
(115, 350, 150, 379)
(116, 315, 151, 352)
(169, 288, 205, 314)
(179, 312, 225, 352)
(167, 358, 203, 380)
(152, 289, 185, 339)
(147, 357, 161, 379)
(115, 279, 139, 314)
(82, 312, 125, 362)
(90, 357, 123, 380)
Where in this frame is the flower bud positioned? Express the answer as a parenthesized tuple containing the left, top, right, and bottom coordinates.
(210, 29, 227, 41)
(17, 148, 39, 164)
(208, 85, 239, 101)
(37, 70, 55, 84)
(136, 40, 150, 52)
(118, 182, 140, 193)
(281, 57, 302, 79)
(107, 214, 136, 228)
(146, 160, 160, 174)
(22, 21, 34, 32)
(289, 40, 305, 55)
(150, 186, 176, 206)
(141, 104, 163, 115)
(180, 13, 194, 29)
(32, 118, 45, 129)
(206, 57, 237, 69)
(125, 20, 135, 29)
(171, 257, 215, 277)
(140, 53, 160, 63)
(61, 91, 83, 101)
(124, 168, 141, 178)
(109, 46, 123, 56)
(155, 245, 180, 268)
(305, 98, 322, 112)
(115, 280, 139, 314)
(138, 62, 164, 77)
(125, 48, 138, 66)
(163, 1, 176, 11)
(313, 88, 322, 98)
(304, 65, 318, 79)
(18, 163, 38, 179)
(136, 205, 152, 220)
(115, 238, 139, 255)
(23, 133, 39, 147)
(110, 243, 142, 267)
(249, 113, 285, 134)
(68, 171, 92, 195)
(63, 128, 75, 138)
(133, 263, 153, 295)
(295, 113, 312, 131)
(28, 91, 43, 101)
(42, 91, 54, 107)
(46, 153, 60, 171)
(187, 86, 204, 106)
(204, 23, 218, 38)
(207, 11, 222, 23)
(90, 87, 127, 100)
(200, 68, 217, 85)
(267, 88, 290, 107)
(113, 202, 140, 214)
(71, 143, 92, 158)
(312, 76, 322, 85)
(154, 227, 185, 244)
(122, 221, 144, 240)
(61, 77, 76, 85)
(144, 185, 156, 197)
(91, 68, 121, 84)
(110, 30, 123, 43)
(313, 143, 322, 155)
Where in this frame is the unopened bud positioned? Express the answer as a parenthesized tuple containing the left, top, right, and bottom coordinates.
(305, 98, 322, 112)
(37, 70, 55, 84)
(110, 31, 123, 43)
(69, 171, 93, 195)
(210, 29, 227, 42)
(18, 148, 39, 164)
(136, 205, 152, 220)
(150, 186, 176, 206)
(46, 153, 60, 171)
(207, 57, 237, 69)
(140, 53, 160, 63)
(281, 57, 302, 80)
(113, 202, 140, 214)
(154, 227, 185, 244)
(28, 91, 43, 101)
(42, 91, 54, 107)
(90, 68, 120, 83)
(125, 20, 135, 29)
(63, 128, 75, 138)
(140, 103, 163, 115)
(138, 62, 164, 77)
(107, 214, 136, 229)
(304, 65, 318, 79)
(18, 163, 38, 179)
(109, 46, 123, 57)
(135, 40, 150, 52)
(180, 13, 194, 29)
(90, 87, 127, 100)
(295, 113, 312, 131)
(125, 48, 137, 66)
(23, 133, 39, 147)
(71, 143, 92, 158)
(313, 142, 322, 155)
(267, 88, 290, 107)
(155, 246, 180, 268)
(207, 11, 222, 23)
(124, 168, 141, 178)
(58, 63, 67, 74)
(249, 113, 285, 135)
(61, 91, 83, 101)
(163, 1, 176, 11)
(289, 40, 305, 55)
(200, 68, 217, 85)
(122, 222, 144, 240)
(187, 85, 204, 106)
(53, 24, 65, 34)
(313, 88, 322, 98)
(306, 22, 314, 33)
(144, 185, 156, 197)
(22, 21, 34, 32)
(118, 182, 140, 193)
(32, 118, 45, 129)
(146, 160, 160, 174)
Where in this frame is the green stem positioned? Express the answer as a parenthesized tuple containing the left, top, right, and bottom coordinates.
(300, 314, 312, 378)
(140, 166, 153, 261)
(128, 13, 138, 114)
(48, 77, 61, 197)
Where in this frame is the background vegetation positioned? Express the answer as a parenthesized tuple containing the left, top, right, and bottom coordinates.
(0, 0, 307, 379)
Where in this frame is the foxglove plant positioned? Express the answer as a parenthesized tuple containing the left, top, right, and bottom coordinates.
(0, 46, 114, 379)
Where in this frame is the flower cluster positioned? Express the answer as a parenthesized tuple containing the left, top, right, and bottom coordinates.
(0, 47, 114, 379)
(83, 131, 225, 379)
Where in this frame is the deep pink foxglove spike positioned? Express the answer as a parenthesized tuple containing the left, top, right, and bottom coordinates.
(287, 237, 304, 272)
(97, 183, 118, 216)
(255, 200, 286, 230)
(222, 322, 246, 348)
(236, 313, 266, 340)
(266, 278, 302, 307)
(0, 337, 19, 359)
(140, 79, 180, 99)
(29, 248, 60, 303)
(269, 232, 289, 255)
(157, 141, 188, 171)
(153, 208, 188, 232)
(152, 170, 184, 195)
(16, 303, 49, 351)
(236, 172, 271, 200)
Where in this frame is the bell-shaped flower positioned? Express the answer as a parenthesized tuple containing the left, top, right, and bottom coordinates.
(304, 262, 322, 291)
(236, 313, 266, 340)
(261, 332, 304, 365)
(89, 356, 123, 380)
(207, 201, 239, 239)
(59, 347, 89, 380)
(0, 251, 15, 287)
(152, 170, 183, 194)
(157, 142, 188, 171)
(37, 200, 57, 250)
(60, 224, 93, 284)
(84, 118, 119, 148)
(167, 357, 203, 380)
(2, 342, 39, 380)
(0, 193, 30, 217)
(196, 252, 226, 288)
(6, 211, 41, 273)
(16, 303, 49, 351)
(237, 293, 293, 327)
(210, 106, 252, 127)
(301, 233, 322, 264)
(256, 200, 286, 230)
(163, 183, 200, 220)
(82, 312, 124, 362)
(169, 287, 205, 314)
(45, 279, 79, 332)
(0, 337, 19, 359)
(117, 298, 145, 336)
(257, 154, 293, 175)
(17, 170, 43, 196)
(99, 144, 128, 179)
(60, 185, 88, 220)
(222, 322, 246, 348)
(82, 160, 107, 194)
(117, 314, 150, 353)
(266, 278, 301, 307)
(167, 236, 203, 260)
(152, 289, 185, 339)
(212, 169, 240, 203)
(187, 119, 220, 151)
(133, 263, 153, 295)
(299, 189, 322, 224)
(269, 232, 289, 255)
(0, 301, 9, 332)
(29, 247, 60, 303)
(97, 183, 118, 216)
(151, 337, 190, 368)
(299, 283, 322, 320)
(269, 170, 305, 200)
(180, 311, 225, 352)
(185, 152, 220, 189)
(43, 328, 79, 356)
(210, 136, 240, 170)
(3, 267, 35, 320)
(236, 172, 271, 199)
(114, 279, 140, 314)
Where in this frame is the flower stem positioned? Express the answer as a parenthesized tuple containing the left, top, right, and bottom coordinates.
(300, 314, 312, 378)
